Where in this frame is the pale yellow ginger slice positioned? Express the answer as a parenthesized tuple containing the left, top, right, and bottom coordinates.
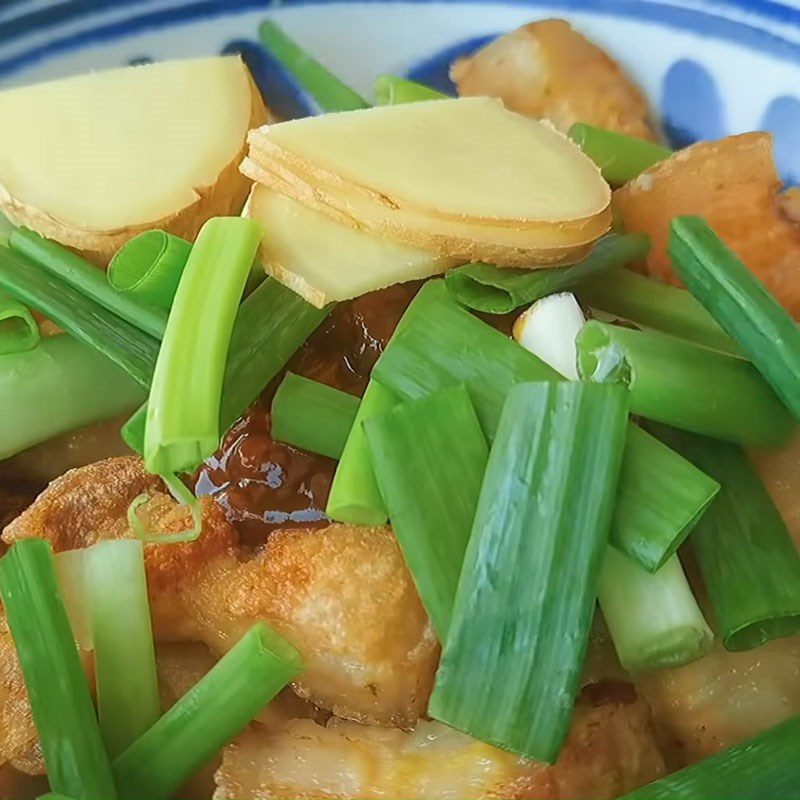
(245, 184, 457, 307)
(0, 56, 265, 265)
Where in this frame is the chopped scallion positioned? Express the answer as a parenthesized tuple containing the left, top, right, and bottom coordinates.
(429, 381, 629, 762)
(53, 549, 92, 652)
(271, 372, 359, 459)
(10, 228, 167, 339)
(373, 74, 448, 105)
(445, 233, 650, 315)
(0, 539, 117, 800)
(567, 123, 671, 184)
(113, 623, 302, 800)
(669, 215, 800, 421)
(108, 230, 192, 310)
(127, 473, 202, 545)
(365, 385, 488, 639)
(144, 217, 262, 475)
(0, 288, 39, 354)
(576, 320, 794, 446)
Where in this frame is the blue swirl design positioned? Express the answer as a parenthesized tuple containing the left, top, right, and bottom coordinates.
(761, 95, 800, 185)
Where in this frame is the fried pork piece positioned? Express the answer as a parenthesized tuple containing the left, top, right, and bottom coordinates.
(3, 457, 439, 727)
(615, 132, 800, 318)
(0, 762, 47, 800)
(637, 635, 800, 768)
(450, 20, 655, 140)
(214, 682, 665, 800)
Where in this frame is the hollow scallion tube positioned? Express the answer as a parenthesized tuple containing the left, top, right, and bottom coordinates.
(598, 548, 713, 673)
(365, 386, 488, 639)
(113, 623, 302, 800)
(0, 289, 39, 354)
(445, 233, 650, 315)
(652, 424, 800, 651)
(10, 228, 167, 339)
(326, 380, 397, 526)
(108, 230, 192, 311)
(567, 123, 671, 184)
(0, 335, 145, 460)
(0, 245, 159, 387)
(86, 540, 160, 758)
(0, 539, 117, 800)
(53, 549, 93, 652)
(577, 266, 739, 356)
(373, 74, 448, 105)
(429, 381, 629, 763)
(669, 215, 800, 421)
(271, 372, 359, 459)
(144, 217, 262, 475)
(576, 320, 794, 446)
(258, 20, 369, 113)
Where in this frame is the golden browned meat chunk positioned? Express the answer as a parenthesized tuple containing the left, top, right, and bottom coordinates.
(637, 636, 800, 768)
(214, 683, 665, 800)
(615, 132, 800, 318)
(0, 762, 47, 800)
(0, 612, 36, 771)
(3, 457, 439, 727)
(450, 20, 655, 139)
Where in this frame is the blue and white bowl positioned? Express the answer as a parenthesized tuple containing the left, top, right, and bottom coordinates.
(0, 0, 799, 183)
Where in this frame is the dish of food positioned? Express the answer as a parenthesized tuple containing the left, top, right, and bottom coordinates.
(1, 2, 800, 799)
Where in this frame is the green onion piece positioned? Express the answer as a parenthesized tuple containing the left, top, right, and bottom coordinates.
(613, 425, 719, 572)
(37, 795, 76, 800)
(271, 372, 359, 460)
(365, 385, 488, 639)
(429, 381, 629, 762)
(0, 335, 145, 460)
(373, 74, 448, 105)
(577, 267, 739, 355)
(144, 217, 262, 475)
(598, 548, 713, 673)
(653, 425, 800, 651)
(0, 289, 39, 354)
(53, 549, 93, 652)
(113, 623, 302, 800)
(445, 233, 650, 315)
(123, 277, 331, 456)
(0, 245, 159, 388)
(10, 228, 167, 339)
(0, 540, 117, 800)
(86, 540, 160, 758)
(128, 473, 202, 545)
(567, 123, 671, 185)
(620, 714, 800, 800)
(669, 215, 800, 420)
(576, 320, 794, 446)
(258, 20, 369, 113)
(325, 380, 396, 526)
(108, 230, 192, 311)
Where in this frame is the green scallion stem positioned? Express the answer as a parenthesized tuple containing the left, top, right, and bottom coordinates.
(576, 320, 794, 446)
(325, 380, 396, 526)
(373, 74, 448, 105)
(127, 473, 202, 545)
(429, 381, 629, 763)
(567, 123, 671, 185)
(577, 266, 739, 355)
(669, 215, 800, 421)
(0, 335, 145, 460)
(53, 549, 93, 652)
(271, 372, 359, 459)
(0, 289, 39, 354)
(86, 540, 160, 758)
(445, 233, 650, 315)
(598, 548, 713, 673)
(365, 385, 488, 639)
(10, 228, 167, 339)
(0, 245, 159, 388)
(619, 714, 800, 800)
(123, 277, 331, 457)
(0, 539, 117, 800)
(652, 425, 800, 651)
(113, 623, 302, 800)
(108, 230, 192, 311)
(258, 20, 369, 113)
(144, 217, 262, 475)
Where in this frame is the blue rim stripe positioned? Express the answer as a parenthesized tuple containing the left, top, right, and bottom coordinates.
(1, 0, 800, 80)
